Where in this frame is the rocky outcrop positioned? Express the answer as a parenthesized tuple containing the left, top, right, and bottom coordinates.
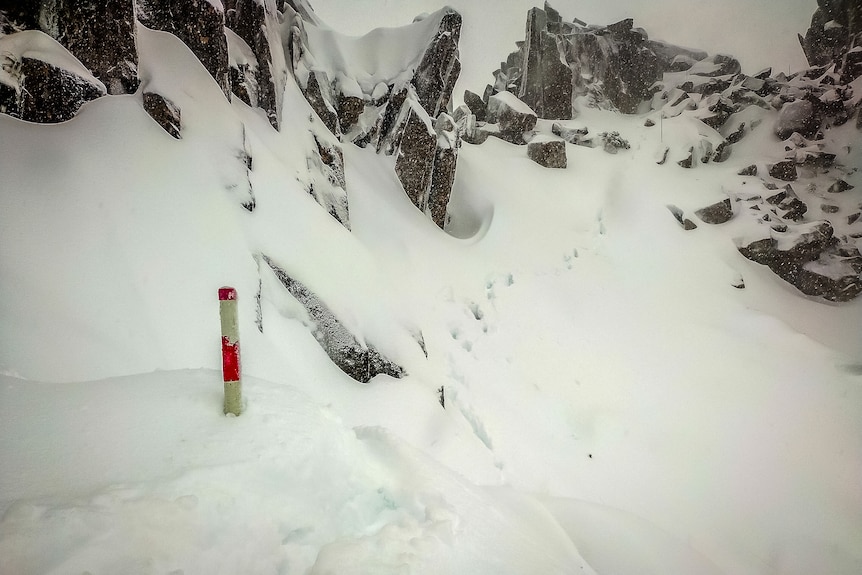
(0, 1, 139, 95)
(286, 2, 463, 229)
(227, 0, 284, 128)
(137, 0, 231, 100)
(799, 0, 862, 82)
(264, 257, 405, 383)
(143, 92, 182, 138)
(738, 221, 862, 302)
(0, 32, 106, 123)
(486, 91, 537, 144)
(487, 4, 707, 117)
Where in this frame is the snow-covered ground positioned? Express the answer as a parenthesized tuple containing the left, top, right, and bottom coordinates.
(1, 2, 860, 574)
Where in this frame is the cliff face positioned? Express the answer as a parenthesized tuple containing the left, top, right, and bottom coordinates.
(799, 0, 862, 83)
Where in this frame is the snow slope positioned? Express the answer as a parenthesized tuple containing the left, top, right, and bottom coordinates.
(1, 3, 861, 574)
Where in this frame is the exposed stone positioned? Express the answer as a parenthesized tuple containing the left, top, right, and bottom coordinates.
(774, 98, 821, 139)
(487, 91, 537, 143)
(0, 53, 105, 123)
(229, 0, 283, 128)
(738, 164, 758, 176)
(678, 147, 695, 168)
(829, 179, 854, 193)
(143, 92, 181, 138)
(426, 113, 460, 228)
(264, 257, 405, 383)
(667, 204, 697, 230)
(394, 103, 437, 209)
(821, 203, 840, 214)
(411, 9, 461, 118)
(137, 0, 231, 100)
(337, 94, 364, 133)
(696, 198, 734, 224)
(47, 0, 139, 95)
(713, 141, 732, 162)
(527, 138, 567, 168)
(766, 187, 808, 221)
(769, 160, 798, 181)
(551, 123, 591, 146)
(303, 70, 338, 134)
(464, 89, 487, 121)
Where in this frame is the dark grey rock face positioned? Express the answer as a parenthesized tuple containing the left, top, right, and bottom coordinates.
(774, 99, 821, 140)
(228, 0, 280, 128)
(487, 92, 537, 144)
(799, 0, 862, 82)
(0, 56, 105, 123)
(0, 1, 139, 95)
(394, 105, 438, 210)
(411, 10, 461, 118)
(143, 92, 182, 138)
(769, 161, 798, 182)
(264, 257, 405, 383)
(137, 0, 231, 100)
(667, 204, 697, 230)
(527, 139, 567, 168)
(738, 221, 862, 302)
(51, 0, 139, 95)
(463, 89, 487, 121)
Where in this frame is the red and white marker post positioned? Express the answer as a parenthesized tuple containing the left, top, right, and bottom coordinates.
(219, 287, 242, 416)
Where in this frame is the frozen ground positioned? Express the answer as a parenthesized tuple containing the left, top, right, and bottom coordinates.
(1, 2, 860, 574)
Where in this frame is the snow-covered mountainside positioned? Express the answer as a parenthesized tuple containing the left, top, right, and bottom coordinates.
(1, 1, 861, 574)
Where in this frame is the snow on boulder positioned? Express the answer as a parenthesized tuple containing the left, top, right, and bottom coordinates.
(136, 0, 231, 100)
(735, 219, 862, 302)
(486, 91, 537, 144)
(263, 256, 404, 383)
(0, 31, 106, 123)
(774, 98, 821, 140)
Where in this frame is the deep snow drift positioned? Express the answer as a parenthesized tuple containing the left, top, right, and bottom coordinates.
(1, 1, 861, 574)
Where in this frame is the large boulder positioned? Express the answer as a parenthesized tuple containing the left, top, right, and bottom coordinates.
(0, 31, 106, 123)
(487, 91, 537, 143)
(527, 138, 567, 168)
(411, 10, 461, 118)
(799, 0, 862, 74)
(394, 101, 438, 210)
(774, 98, 821, 140)
(137, 0, 231, 100)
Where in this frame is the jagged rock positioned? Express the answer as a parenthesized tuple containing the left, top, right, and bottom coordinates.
(137, 0, 231, 100)
(264, 257, 405, 383)
(48, 0, 139, 95)
(0, 41, 105, 123)
(487, 91, 537, 144)
(696, 199, 734, 224)
(394, 102, 437, 209)
(821, 203, 840, 214)
(143, 92, 181, 138)
(738, 164, 758, 176)
(527, 138, 566, 168)
(769, 160, 798, 181)
(412, 10, 461, 118)
(774, 98, 821, 139)
(644, 118, 655, 127)
(667, 204, 697, 230)
(766, 186, 808, 221)
(713, 141, 732, 162)
(229, 0, 284, 128)
(829, 179, 854, 193)
(799, 0, 862, 74)
(738, 220, 852, 300)
(848, 213, 861, 225)
(656, 145, 669, 165)
(427, 113, 459, 228)
(464, 89, 487, 121)
(303, 70, 339, 134)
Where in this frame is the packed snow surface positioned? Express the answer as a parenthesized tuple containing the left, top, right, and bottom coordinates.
(1, 2, 860, 574)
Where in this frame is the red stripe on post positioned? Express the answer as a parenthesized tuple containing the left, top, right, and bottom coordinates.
(221, 336, 241, 382)
(219, 287, 237, 301)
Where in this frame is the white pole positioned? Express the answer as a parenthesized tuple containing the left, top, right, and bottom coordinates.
(219, 287, 242, 416)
